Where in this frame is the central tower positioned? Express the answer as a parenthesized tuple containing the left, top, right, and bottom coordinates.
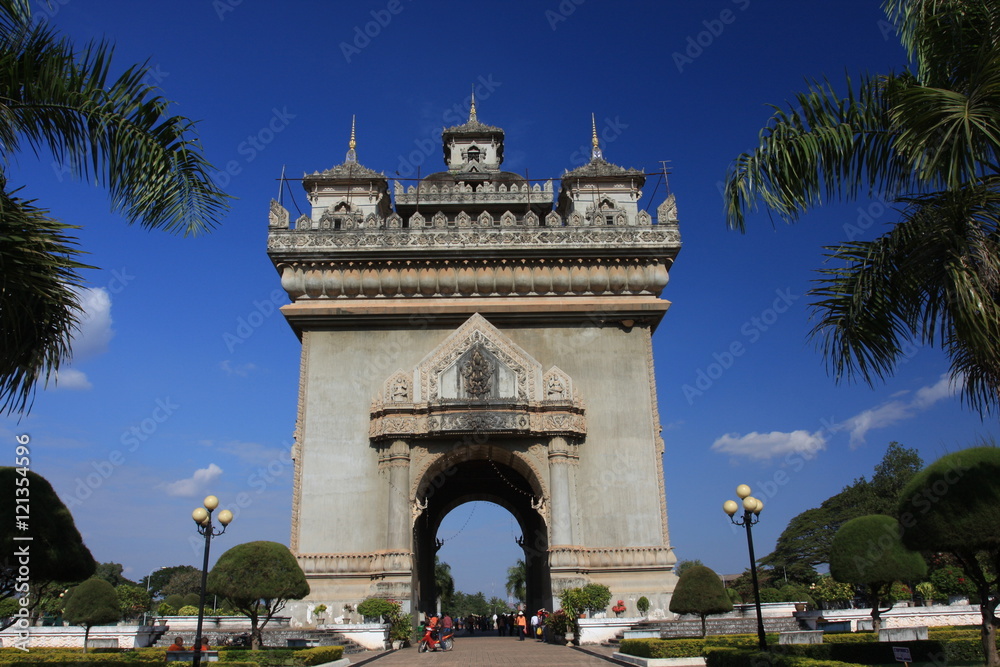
(268, 104, 682, 619)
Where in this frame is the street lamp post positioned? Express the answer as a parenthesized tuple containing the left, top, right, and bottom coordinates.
(191, 495, 233, 667)
(723, 484, 766, 652)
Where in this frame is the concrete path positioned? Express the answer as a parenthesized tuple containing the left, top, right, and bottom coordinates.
(348, 634, 628, 666)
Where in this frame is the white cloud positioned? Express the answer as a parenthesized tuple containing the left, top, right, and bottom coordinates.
(840, 373, 959, 448)
(163, 463, 223, 497)
(53, 368, 92, 391)
(220, 360, 257, 377)
(69, 287, 114, 361)
(711, 430, 827, 461)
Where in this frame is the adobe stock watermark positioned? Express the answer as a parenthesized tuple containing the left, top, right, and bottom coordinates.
(842, 191, 895, 241)
(672, 0, 751, 73)
(394, 75, 502, 178)
(340, 0, 412, 64)
(545, 0, 585, 31)
(682, 287, 798, 404)
(212, 0, 243, 21)
(65, 397, 180, 508)
(222, 288, 287, 353)
(211, 107, 296, 188)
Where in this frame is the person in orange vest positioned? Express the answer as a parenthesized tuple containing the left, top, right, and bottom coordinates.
(515, 610, 527, 641)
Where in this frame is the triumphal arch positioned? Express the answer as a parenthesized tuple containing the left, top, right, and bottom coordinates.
(267, 103, 681, 618)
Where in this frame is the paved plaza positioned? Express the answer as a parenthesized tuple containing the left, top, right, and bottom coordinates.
(349, 634, 627, 666)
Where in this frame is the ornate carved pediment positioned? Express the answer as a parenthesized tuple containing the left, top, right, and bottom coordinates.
(370, 314, 586, 440)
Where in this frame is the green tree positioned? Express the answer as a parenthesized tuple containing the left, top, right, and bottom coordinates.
(141, 565, 197, 598)
(809, 575, 855, 609)
(434, 556, 454, 611)
(674, 559, 704, 578)
(762, 442, 922, 573)
(94, 562, 134, 588)
(160, 568, 203, 598)
(62, 578, 119, 653)
(0, 467, 95, 629)
(115, 583, 151, 622)
(669, 565, 733, 637)
(898, 445, 1000, 666)
(505, 559, 526, 605)
(0, 0, 229, 415)
(722, 0, 1000, 417)
(829, 514, 927, 632)
(487, 596, 508, 616)
(580, 583, 611, 616)
(207, 541, 309, 650)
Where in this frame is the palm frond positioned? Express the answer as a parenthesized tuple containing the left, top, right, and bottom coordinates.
(0, 18, 230, 235)
(809, 183, 1000, 414)
(0, 185, 92, 414)
(724, 74, 918, 232)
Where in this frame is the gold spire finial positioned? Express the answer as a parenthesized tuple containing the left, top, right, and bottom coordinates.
(346, 115, 357, 163)
(591, 113, 603, 160)
(469, 86, 478, 123)
(469, 88, 478, 122)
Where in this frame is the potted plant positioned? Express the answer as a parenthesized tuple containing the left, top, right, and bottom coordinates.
(612, 600, 627, 617)
(545, 609, 574, 645)
(388, 611, 411, 650)
(313, 604, 327, 625)
(636, 596, 649, 617)
(915, 582, 937, 606)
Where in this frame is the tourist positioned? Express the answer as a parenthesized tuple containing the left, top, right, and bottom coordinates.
(441, 612, 453, 639)
(166, 637, 185, 651)
(530, 610, 539, 640)
(516, 610, 527, 640)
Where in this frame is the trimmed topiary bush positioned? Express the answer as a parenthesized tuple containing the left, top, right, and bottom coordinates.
(669, 565, 733, 637)
(636, 595, 649, 615)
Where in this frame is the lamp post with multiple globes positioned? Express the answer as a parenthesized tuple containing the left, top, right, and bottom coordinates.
(723, 484, 766, 651)
(191, 495, 233, 667)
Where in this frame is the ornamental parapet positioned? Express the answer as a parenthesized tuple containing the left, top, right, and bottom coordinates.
(296, 550, 413, 576)
(274, 256, 671, 300)
(369, 400, 587, 441)
(548, 546, 677, 572)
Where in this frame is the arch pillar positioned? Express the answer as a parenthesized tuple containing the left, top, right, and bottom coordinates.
(380, 439, 411, 551)
(548, 436, 578, 547)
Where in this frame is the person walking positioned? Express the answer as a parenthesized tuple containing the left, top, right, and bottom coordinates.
(515, 610, 527, 640)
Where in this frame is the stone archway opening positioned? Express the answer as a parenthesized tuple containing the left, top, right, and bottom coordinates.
(412, 452, 552, 616)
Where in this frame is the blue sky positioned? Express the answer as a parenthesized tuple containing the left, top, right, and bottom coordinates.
(4, 0, 997, 599)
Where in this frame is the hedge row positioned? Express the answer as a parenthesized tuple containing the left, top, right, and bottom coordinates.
(619, 634, 779, 658)
(705, 647, 863, 667)
(0, 645, 343, 666)
(621, 629, 990, 664)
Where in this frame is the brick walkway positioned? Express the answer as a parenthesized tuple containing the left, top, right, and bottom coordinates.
(349, 634, 628, 666)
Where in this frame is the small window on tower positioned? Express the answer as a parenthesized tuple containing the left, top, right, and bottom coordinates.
(467, 146, 481, 162)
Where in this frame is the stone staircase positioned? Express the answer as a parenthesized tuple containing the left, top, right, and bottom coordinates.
(604, 615, 807, 648)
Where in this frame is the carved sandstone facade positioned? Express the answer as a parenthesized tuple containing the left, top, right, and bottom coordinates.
(269, 105, 681, 618)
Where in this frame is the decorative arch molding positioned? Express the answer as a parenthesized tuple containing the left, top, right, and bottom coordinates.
(409, 442, 549, 511)
(370, 314, 586, 441)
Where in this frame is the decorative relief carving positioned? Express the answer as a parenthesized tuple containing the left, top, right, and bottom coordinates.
(548, 546, 677, 571)
(269, 200, 290, 229)
(275, 255, 674, 300)
(370, 315, 586, 441)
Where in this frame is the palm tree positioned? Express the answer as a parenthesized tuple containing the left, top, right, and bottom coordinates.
(723, 0, 1000, 417)
(0, 0, 228, 414)
(434, 556, 454, 611)
(505, 559, 526, 605)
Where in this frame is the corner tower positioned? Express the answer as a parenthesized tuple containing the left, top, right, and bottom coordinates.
(268, 108, 682, 619)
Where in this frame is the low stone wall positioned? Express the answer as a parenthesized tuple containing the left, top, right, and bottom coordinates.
(0, 625, 159, 649)
(795, 605, 979, 632)
(153, 615, 288, 631)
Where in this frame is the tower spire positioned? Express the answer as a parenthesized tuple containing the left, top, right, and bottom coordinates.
(346, 115, 357, 163)
(469, 86, 478, 123)
(591, 113, 603, 161)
